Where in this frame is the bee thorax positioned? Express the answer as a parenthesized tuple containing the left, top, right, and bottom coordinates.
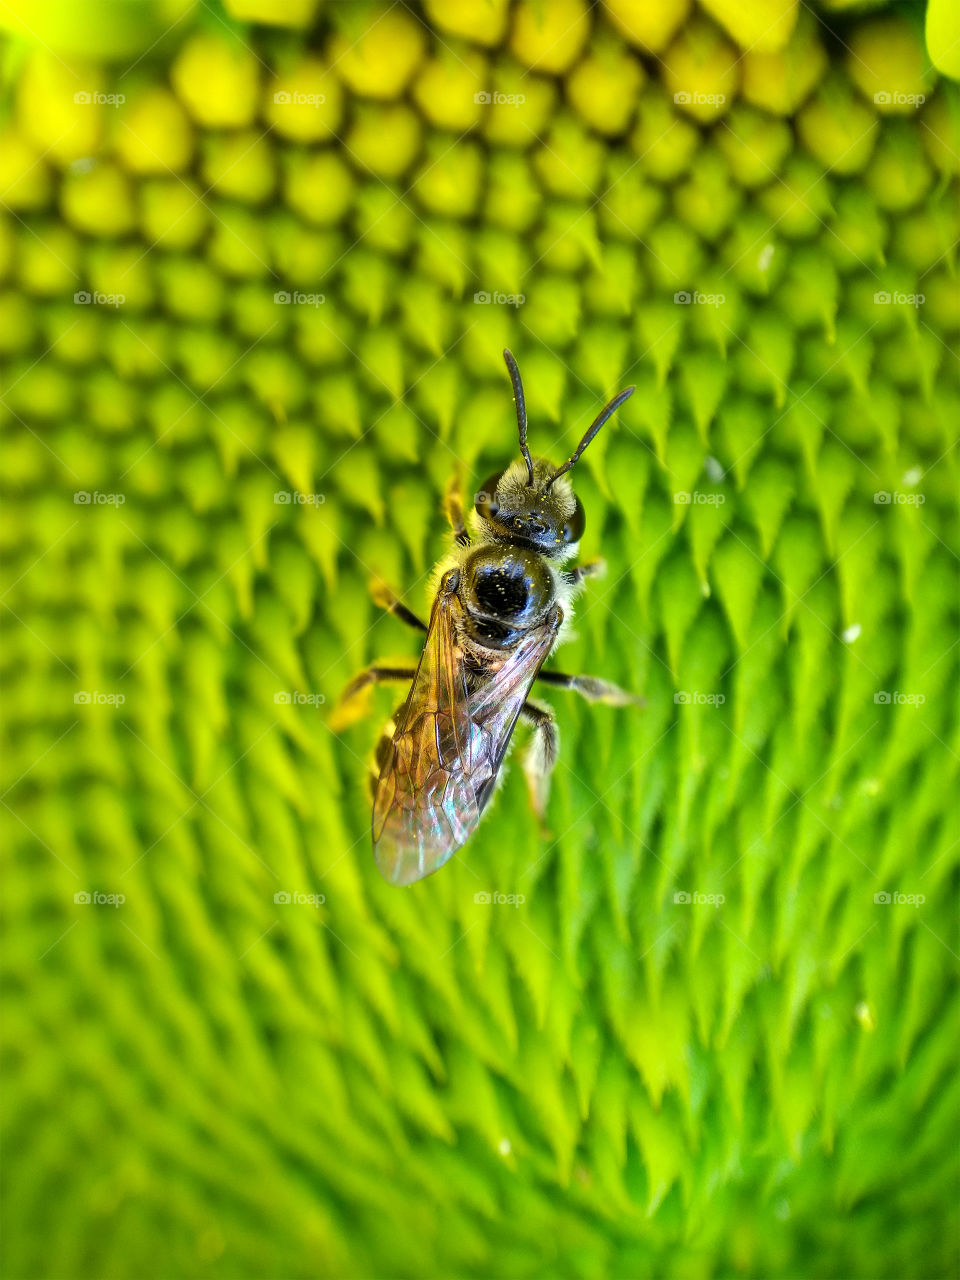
(461, 545, 555, 628)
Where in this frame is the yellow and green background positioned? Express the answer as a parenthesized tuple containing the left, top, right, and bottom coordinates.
(1, 0, 958, 1276)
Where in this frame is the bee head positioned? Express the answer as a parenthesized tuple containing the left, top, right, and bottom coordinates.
(474, 459, 584, 550)
(473, 350, 634, 555)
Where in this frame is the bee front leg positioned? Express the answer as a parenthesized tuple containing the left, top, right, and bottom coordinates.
(565, 558, 606, 585)
(443, 470, 471, 547)
(535, 669, 643, 707)
(370, 580, 428, 633)
(519, 699, 558, 823)
(330, 664, 417, 732)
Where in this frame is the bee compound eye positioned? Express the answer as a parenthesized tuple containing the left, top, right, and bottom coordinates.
(562, 495, 585, 543)
(475, 472, 503, 519)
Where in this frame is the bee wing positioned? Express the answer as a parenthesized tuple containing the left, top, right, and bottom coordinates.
(468, 620, 559, 809)
(372, 588, 558, 886)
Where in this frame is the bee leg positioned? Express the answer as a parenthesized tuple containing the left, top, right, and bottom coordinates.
(370, 580, 428, 632)
(565, 558, 606, 585)
(329, 665, 416, 731)
(535, 669, 644, 707)
(519, 700, 558, 823)
(443, 470, 471, 547)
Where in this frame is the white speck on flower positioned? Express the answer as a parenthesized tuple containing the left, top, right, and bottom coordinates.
(842, 623, 861, 643)
(704, 455, 725, 483)
(497, 1138, 511, 1156)
(758, 243, 775, 273)
(902, 467, 922, 487)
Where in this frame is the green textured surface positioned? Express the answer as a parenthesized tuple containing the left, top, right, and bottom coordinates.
(1, 1, 958, 1277)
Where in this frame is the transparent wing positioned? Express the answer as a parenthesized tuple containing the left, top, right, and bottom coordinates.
(373, 586, 476, 885)
(372, 588, 559, 886)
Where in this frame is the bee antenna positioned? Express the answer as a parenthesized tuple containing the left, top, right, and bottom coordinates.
(503, 349, 535, 487)
(546, 385, 635, 489)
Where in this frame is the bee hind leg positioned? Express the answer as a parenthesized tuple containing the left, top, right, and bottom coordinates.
(519, 699, 558, 824)
(329, 664, 416, 732)
(535, 669, 643, 707)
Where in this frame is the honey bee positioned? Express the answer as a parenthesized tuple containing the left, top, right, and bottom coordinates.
(335, 350, 639, 886)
